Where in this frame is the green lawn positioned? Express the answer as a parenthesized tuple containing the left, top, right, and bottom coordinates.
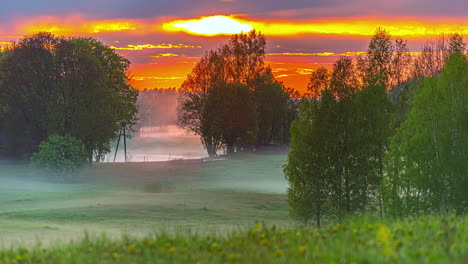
(0, 154, 291, 247)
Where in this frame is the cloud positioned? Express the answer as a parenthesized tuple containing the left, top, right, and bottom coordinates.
(266, 52, 366, 57)
(110, 44, 202, 51)
(296, 68, 314, 75)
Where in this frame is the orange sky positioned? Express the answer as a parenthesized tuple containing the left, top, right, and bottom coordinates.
(0, 14, 466, 93)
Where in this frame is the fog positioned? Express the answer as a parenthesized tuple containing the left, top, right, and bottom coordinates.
(107, 89, 206, 162)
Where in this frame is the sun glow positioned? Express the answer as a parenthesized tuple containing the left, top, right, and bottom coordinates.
(163, 15, 468, 37)
(163, 15, 254, 36)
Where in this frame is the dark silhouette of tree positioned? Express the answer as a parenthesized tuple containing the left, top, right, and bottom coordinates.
(178, 31, 295, 156)
(307, 66, 330, 99)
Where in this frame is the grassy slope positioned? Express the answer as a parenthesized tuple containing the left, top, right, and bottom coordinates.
(0, 216, 467, 263)
(0, 154, 290, 247)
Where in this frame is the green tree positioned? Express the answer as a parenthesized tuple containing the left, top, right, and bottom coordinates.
(0, 33, 138, 163)
(384, 53, 468, 216)
(358, 27, 394, 88)
(284, 91, 336, 227)
(53, 37, 138, 163)
(0, 32, 59, 157)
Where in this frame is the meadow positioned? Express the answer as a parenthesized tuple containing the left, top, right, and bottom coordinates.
(1, 154, 467, 263)
(0, 154, 290, 247)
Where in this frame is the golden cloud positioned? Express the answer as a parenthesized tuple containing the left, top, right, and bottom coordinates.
(163, 15, 468, 37)
(110, 44, 202, 50)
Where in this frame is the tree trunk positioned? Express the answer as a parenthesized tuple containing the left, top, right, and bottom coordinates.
(205, 141, 216, 157)
(226, 143, 234, 154)
(88, 150, 93, 167)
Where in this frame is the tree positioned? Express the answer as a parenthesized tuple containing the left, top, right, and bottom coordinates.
(0, 32, 59, 157)
(448, 33, 465, 53)
(178, 31, 293, 156)
(358, 27, 394, 88)
(307, 66, 330, 99)
(206, 82, 257, 153)
(254, 69, 291, 145)
(284, 91, 336, 227)
(383, 53, 468, 216)
(53, 37, 138, 163)
(0, 33, 138, 163)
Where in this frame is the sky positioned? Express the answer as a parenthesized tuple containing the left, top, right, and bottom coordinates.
(0, 0, 466, 92)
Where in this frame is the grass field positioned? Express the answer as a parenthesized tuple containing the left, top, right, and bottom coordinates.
(1, 153, 467, 263)
(0, 153, 290, 248)
(0, 216, 467, 263)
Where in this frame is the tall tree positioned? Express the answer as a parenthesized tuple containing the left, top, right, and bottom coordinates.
(178, 31, 294, 156)
(0, 33, 59, 157)
(254, 69, 291, 145)
(384, 53, 468, 216)
(206, 82, 257, 153)
(0, 33, 138, 162)
(284, 90, 336, 227)
(358, 27, 394, 88)
(307, 66, 330, 99)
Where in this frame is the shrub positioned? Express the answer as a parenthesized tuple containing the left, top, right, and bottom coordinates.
(32, 134, 87, 181)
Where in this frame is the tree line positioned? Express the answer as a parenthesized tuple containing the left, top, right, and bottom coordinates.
(284, 28, 467, 226)
(177, 31, 299, 156)
(0, 32, 138, 164)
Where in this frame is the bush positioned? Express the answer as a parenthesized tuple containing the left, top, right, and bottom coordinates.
(32, 134, 87, 181)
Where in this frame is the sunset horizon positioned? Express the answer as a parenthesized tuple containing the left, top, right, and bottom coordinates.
(0, 0, 466, 92)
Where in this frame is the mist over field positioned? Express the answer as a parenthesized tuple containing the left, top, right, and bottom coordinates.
(0, 0, 467, 261)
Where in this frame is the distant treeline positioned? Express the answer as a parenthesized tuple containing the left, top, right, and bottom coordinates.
(136, 88, 178, 129)
(285, 28, 467, 226)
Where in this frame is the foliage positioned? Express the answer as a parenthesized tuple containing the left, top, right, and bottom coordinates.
(384, 53, 468, 216)
(1, 216, 467, 263)
(0, 33, 138, 162)
(206, 82, 258, 153)
(253, 69, 293, 145)
(31, 134, 87, 180)
(307, 66, 330, 99)
(178, 31, 295, 156)
(285, 29, 393, 226)
(284, 92, 336, 226)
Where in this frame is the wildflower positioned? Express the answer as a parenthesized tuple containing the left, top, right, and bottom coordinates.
(251, 223, 262, 235)
(127, 244, 138, 254)
(15, 255, 26, 261)
(451, 243, 457, 249)
(273, 250, 284, 257)
(299, 246, 306, 254)
(211, 242, 219, 250)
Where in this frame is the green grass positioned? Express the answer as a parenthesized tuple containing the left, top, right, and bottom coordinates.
(0, 215, 467, 263)
(0, 153, 290, 247)
(2, 154, 466, 263)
